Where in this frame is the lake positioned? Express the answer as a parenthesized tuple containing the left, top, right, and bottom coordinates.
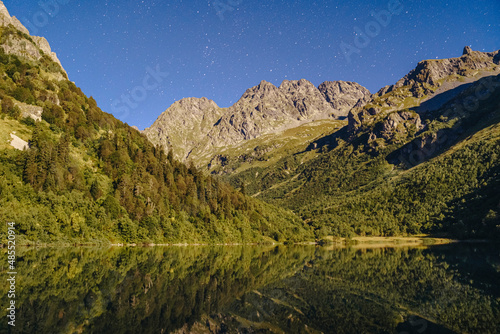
(1, 243, 499, 333)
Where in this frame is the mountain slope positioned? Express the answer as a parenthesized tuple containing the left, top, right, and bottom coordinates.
(144, 97, 225, 162)
(144, 45, 500, 239)
(0, 2, 313, 245)
(220, 49, 500, 239)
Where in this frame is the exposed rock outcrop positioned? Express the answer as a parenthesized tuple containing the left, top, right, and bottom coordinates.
(14, 101, 43, 121)
(319, 81, 372, 117)
(376, 47, 500, 98)
(206, 79, 338, 148)
(0, 1, 28, 35)
(0, 1, 66, 78)
(145, 79, 371, 163)
(10, 133, 29, 150)
(374, 110, 423, 142)
(147, 47, 499, 169)
(349, 47, 500, 138)
(144, 97, 225, 161)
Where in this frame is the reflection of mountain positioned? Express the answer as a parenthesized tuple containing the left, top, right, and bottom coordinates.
(184, 245, 500, 334)
(0, 246, 314, 334)
(1, 245, 499, 334)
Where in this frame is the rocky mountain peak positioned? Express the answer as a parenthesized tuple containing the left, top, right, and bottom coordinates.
(349, 47, 500, 137)
(145, 97, 225, 161)
(376, 47, 500, 98)
(278, 79, 320, 98)
(151, 97, 221, 127)
(145, 76, 373, 163)
(175, 97, 219, 111)
(255, 80, 278, 93)
(318, 81, 372, 117)
(0, 1, 29, 35)
(258, 79, 274, 87)
(242, 80, 279, 100)
(0, 1, 10, 18)
(276, 79, 337, 118)
(0, 1, 67, 77)
(278, 78, 313, 90)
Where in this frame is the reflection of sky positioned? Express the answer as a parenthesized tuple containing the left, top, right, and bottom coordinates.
(4, 0, 500, 129)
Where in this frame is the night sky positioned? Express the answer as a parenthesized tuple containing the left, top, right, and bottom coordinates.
(3, 0, 500, 129)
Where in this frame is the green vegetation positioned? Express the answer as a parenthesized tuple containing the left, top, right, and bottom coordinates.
(206, 119, 345, 174)
(0, 25, 313, 245)
(0, 20, 498, 243)
(225, 78, 500, 240)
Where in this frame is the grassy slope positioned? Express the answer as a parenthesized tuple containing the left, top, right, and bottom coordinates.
(206, 119, 345, 174)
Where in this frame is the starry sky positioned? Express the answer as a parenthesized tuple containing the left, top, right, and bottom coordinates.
(3, 0, 500, 129)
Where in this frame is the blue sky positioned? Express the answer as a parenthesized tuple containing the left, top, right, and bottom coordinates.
(3, 0, 500, 129)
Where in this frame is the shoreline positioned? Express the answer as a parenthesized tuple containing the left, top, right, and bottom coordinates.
(320, 235, 463, 248)
(0, 236, 491, 248)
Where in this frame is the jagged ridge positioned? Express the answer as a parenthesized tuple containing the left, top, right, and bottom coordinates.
(145, 79, 371, 163)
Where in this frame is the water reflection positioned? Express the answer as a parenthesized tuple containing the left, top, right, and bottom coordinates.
(0, 244, 498, 333)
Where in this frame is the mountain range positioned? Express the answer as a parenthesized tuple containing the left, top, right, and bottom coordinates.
(145, 45, 500, 239)
(0, 0, 499, 243)
(144, 78, 371, 167)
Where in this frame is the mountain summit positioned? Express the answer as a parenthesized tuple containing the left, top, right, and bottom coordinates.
(145, 46, 500, 240)
(145, 79, 371, 164)
(348, 47, 500, 135)
(0, 1, 66, 77)
(145, 47, 499, 174)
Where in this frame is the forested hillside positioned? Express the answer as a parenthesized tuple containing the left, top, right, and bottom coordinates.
(0, 22, 313, 245)
(142, 41, 500, 241)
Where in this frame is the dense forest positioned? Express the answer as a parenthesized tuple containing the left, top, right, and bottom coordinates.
(0, 24, 313, 245)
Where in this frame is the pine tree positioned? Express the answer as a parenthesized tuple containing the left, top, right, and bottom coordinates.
(90, 179, 102, 200)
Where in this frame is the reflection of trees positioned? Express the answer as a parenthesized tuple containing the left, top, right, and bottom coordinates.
(0, 246, 314, 333)
(215, 245, 500, 334)
(0, 245, 498, 334)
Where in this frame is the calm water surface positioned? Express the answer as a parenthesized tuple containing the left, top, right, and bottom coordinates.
(1, 243, 499, 333)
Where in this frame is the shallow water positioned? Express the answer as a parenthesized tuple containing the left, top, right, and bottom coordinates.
(1, 243, 499, 333)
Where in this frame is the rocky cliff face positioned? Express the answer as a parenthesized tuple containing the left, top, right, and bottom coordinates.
(205, 79, 342, 148)
(146, 47, 499, 170)
(0, 1, 67, 78)
(319, 81, 372, 117)
(348, 47, 500, 137)
(0, 1, 28, 35)
(377, 47, 500, 98)
(145, 79, 371, 164)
